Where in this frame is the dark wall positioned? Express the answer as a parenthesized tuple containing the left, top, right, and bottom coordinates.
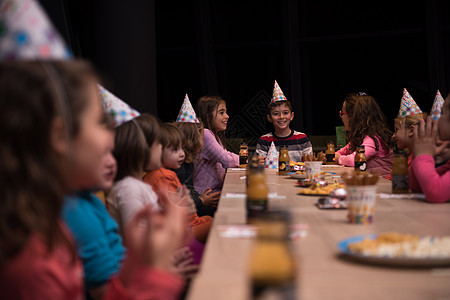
(42, 0, 449, 143)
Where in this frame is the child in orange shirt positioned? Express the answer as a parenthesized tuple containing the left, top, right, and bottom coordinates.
(143, 123, 213, 246)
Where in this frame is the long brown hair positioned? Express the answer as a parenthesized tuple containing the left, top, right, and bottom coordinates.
(0, 60, 97, 265)
(196, 95, 226, 146)
(175, 122, 203, 163)
(344, 93, 392, 152)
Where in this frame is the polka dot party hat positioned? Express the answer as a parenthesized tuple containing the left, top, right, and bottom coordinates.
(271, 80, 287, 103)
(398, 88, 422, 117)
(176, 94, 199, 123)
(0, 0, 72, 60)
(430, 90, 444, 120)
(264, 142, 279, 170)
(98, 85, 140, 127)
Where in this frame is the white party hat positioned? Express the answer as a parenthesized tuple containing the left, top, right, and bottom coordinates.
(98, 85, 140, 127)
(0, 0, 72, 60)
(176, 94, 199, 123)
(430, 90, 444, 120)
(264, 142, 279, 169)
(271, 80, 287, 103)
(398, 88, 422, 117)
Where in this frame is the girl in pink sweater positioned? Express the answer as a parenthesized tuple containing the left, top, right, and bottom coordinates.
(409, 95, 450, 203)
(335, 93, 393, 177)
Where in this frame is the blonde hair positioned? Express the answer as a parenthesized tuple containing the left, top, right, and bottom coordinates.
(394, 112, 428, 129)
(175, 122, 204, 163)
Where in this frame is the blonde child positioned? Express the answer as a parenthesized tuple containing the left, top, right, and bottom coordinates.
(335, 93, 393, 177)
(0, 61, 185, 299)
(409, 95, 450, 203)
(194, 96, 239, 194)
(144, 123, 213, 245)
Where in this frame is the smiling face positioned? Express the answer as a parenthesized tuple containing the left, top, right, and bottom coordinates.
(268, 103, 294, 132)
(162, 143, 185, 169)
(211, 102, 229, 132)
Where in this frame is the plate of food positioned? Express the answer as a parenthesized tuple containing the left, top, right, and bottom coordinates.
(337, 232, 450, 267)
(289, 171, 306, 179)
(297, 183, 345, 196)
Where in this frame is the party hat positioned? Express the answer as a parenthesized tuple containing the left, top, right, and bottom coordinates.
(271, 80, 287, 103)
(430, 90, 445, 120)
(398, 88, 422, 117)
(176, 94, 199, 123)
(264, 142, 279, 169)
(98, 85, 140, 127)
(0, 0, 72, 60)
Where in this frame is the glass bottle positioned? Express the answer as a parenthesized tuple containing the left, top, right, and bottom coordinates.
(354, 146, 367, 172)
(246, 152, 260, 187)
(246, 166, 268, 218)
(325, 141, 335, 164)
(278, 146, 290, 175)
(239, 143, 249, 168)
(392, 152, 409, 194)
(249, 211, 296, 300)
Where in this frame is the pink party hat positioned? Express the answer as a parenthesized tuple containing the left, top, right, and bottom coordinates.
(0, 0, 72, 60)
(265, 142, 279, 170)
(271, 80, 288, 103)
(98, 85, 140, 127)
(398, 88, 422, 117)
(176, 94, 199, 123)
(430, 90, 445, 120)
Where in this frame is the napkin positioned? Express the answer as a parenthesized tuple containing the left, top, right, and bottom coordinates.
(398, 88, 423, 117)
(431, 90, 445, 120)
(176, 94, 200, 123)
(271, 80, 288, 102)
(264, 141, 279, 169)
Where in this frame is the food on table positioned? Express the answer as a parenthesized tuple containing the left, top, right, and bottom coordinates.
(348, 232, 450, 258)
(289, 161, 305, 167)
(298, 183, 345, 195)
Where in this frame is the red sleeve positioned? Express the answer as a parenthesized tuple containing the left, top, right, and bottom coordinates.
(410, 155, 450, 203)
(105, 268, 184, 300)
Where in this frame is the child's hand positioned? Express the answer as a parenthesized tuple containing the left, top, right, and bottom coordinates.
(413, 116, 439, 157)
(171, 247, 199, 279)
(334, 153, 341, 163)
(200, 188, 220, 207)
(122, 203, 187, 276)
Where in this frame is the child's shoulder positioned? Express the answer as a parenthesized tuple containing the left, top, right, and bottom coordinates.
(258, 132, 274, 140)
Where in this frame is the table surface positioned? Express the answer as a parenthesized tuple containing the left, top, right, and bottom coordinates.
(187, 166, 450, 300)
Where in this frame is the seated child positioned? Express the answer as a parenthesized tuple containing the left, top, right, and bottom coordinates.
(144, 123, 213, 245)
(256, 81, 312, 163)
(194, 95, 239, 194)
(106, 114, 162, 234)
(409, 94, 450, 203)
(335, 93, 393, 177)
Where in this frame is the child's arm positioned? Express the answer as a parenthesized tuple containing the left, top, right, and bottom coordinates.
(256, 138, 268, 158)
(337, 136, 378, 167)
(410, 155, 450, 203)
(203, 129, 239, 168)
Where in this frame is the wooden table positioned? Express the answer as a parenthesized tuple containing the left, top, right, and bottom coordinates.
(187, 166, 450, 300)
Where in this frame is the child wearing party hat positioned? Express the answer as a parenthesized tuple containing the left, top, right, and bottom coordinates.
(174, 95, 220, 217)
(256, 80, 312, 163)
(392, 89, 428, 165)
(409, 93, 450, 203)
(430, 90, 450, 167)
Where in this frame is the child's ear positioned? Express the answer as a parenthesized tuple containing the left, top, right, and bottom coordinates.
(408, 125, 415, 137)
(267, 114, 273, 123)
(50, 117, 68, 155)
(290, 111, 295, 120)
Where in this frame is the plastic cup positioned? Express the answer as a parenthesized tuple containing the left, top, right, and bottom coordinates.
(304, 161, 323, 180)
(346, 185, 377, 225)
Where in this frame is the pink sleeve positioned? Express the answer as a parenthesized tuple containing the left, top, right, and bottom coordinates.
(410, 155, 450, 203)
(105, 268, 184, 300)
(202, 129, 239, 168)
(337, 137, 378, 167)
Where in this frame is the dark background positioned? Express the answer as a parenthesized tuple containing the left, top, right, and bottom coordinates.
(41, 0, 450, 147)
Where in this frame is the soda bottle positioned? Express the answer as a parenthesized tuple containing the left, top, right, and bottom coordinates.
(354, 146, 367, 172)
(278, 146, 290, 175)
